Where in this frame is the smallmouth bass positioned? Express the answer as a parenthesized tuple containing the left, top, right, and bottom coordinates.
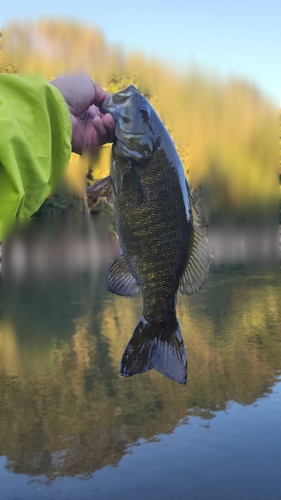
(87, 85, 209, 384)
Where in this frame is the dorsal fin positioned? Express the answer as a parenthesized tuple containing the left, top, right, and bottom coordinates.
(179, 190, 209, 295)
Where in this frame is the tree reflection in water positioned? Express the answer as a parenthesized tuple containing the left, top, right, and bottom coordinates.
(0, 223, 280, 480)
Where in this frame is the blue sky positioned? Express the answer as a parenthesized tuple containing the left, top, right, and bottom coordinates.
(1, 0, 280, 103)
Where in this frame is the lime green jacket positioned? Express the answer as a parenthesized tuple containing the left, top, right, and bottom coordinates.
(0, 74, 72, 241)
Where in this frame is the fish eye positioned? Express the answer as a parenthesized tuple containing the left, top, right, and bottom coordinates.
(140, 108, 149, 121)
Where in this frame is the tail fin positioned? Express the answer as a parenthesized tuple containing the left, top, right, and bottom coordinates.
(120, 316, 187, 384)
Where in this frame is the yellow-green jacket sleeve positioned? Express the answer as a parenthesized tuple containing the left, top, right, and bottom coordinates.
(0, 74, 72, 241)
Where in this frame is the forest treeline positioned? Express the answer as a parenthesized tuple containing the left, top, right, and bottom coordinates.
(0, 21, 280, 219)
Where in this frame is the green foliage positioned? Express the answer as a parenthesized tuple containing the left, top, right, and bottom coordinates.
(0, 20, 280, 220)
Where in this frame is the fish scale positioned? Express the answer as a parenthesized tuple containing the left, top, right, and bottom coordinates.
(87, 85, 209, 383)
(114, 147, 190, 323)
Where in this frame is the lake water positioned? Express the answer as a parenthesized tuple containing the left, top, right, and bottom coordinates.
(0, 222, 280, 500)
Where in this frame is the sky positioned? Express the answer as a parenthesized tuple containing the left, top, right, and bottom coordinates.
(1, 0, 280, 104)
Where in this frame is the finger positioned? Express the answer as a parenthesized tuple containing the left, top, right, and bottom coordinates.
(87, 104, 101, 120)
(92, 115, 111, 146)
(51, 76, 96, 114)
(93, 84, 111, 107)
(102, 113, 116, 142)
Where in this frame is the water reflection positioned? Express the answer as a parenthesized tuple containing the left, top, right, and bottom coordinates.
(0, 226, 280, 482)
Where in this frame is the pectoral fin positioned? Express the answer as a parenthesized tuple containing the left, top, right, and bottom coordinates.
(86, 176, 113, 203)
(179, 191, 209, 295)
(108, 255, 139, 298)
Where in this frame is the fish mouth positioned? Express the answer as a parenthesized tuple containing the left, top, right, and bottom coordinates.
(100, 85, 138, 120)
(118, 127, 146, 137)
(112, 85, 137, 103)
(115, 124, 146, 144)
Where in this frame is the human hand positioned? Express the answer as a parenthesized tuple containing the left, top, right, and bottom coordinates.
(50, 76, 115, 155)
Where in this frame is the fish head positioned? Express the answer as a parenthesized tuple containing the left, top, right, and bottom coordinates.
(100, 85, 161, 163)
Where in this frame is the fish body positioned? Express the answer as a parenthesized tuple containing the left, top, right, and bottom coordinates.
(87, 85, 208, 384)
